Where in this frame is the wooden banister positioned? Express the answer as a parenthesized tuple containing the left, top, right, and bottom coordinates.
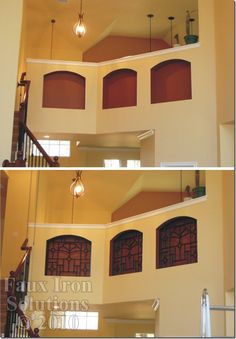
(2, 72, 60, 167)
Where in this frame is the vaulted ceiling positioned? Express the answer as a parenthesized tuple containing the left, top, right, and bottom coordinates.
(25, 0, 198, 56)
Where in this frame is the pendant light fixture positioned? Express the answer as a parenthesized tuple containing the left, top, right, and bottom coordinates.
(70, 170, 85, 198)
(73, 0, 86, 37)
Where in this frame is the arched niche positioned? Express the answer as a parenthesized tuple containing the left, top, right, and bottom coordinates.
(43, 71, 86, 109)
(103, 69, 137, 109)
(151, 59, 192, 104)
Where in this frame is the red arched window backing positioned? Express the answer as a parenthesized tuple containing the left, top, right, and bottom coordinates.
(151, 59, 192, 104)
(156, 216, 197, 269)
(45, 235, 91, 276)
(109, 230, 142, 276)
(43, 71, 86, 109)
(103, 69, 137, 109)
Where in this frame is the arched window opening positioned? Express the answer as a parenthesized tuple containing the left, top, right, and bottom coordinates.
(43, 71, 86, 109)
(103, 69, 137, 109)
(45, 235, 91, 276)
(151, 59, 192, 104)
(156, 216, 197, 269)
(109, 230, 142, 276)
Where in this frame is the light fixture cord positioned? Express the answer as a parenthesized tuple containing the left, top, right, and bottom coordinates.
(71, 194, 75, 224)
(80, 0, 83, 13)
(149, 17, 152, 52)
(50, 19, 55, 60)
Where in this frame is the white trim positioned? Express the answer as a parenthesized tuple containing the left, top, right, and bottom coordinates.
(28, 223, 106, 229)
(26, 59, 97, 67)
(105, 319, 154, 324)
(28, 195, 207, 230)
(160, 162, 198, 168)
(26, 43, 200, 68)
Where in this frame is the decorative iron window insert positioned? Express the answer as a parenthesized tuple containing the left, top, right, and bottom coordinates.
(156, 217, 197, 269)
(45, 235, 91, 277)
(110, 230, 143, 276)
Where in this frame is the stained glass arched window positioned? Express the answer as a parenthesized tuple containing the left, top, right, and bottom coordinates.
(109, 230, 143, 276)
(156, 217, 197, 269)
(45, 235, 91, 276)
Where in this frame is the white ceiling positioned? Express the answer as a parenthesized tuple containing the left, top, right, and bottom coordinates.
(26, 0, 198, 53)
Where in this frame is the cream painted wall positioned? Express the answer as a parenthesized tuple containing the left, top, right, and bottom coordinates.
(220, 124, 234, 167)
(214, 0, 234, 125)
(102, 171, 226, 337)
(1, 170, 37, 278)
(20, 170, 234, 337)
(24, 0, 224, 167)
(26, 62, 98, 135)
(96, 0, 218, 167)
(0, 0, 23, 164)
(58, 142, 140, 168)
(222, 171, 234, 293)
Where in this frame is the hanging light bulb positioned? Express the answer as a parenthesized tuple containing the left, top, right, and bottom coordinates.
(73, 0, 86, 37)
(70, 171, 85, 198)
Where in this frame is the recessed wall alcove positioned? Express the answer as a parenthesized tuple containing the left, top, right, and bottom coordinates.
(151, 59, 192, 104)
(103, 69, 137, 109)
(43, 71, 86, 109)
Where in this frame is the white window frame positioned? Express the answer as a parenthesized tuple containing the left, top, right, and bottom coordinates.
(127, 160, 141, 168)
(104, 159, 121, 168)
(160, 162, 198, 167)
(49, 311, 99, 330)
(33, 140, 71, 157)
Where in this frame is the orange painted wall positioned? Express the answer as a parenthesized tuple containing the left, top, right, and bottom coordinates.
(111, 191, 186, 222)
(83, 35, 170, 62)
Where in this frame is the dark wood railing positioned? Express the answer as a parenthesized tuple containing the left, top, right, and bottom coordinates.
(5, 239, 40, 338)
(2, 73, 59, 167)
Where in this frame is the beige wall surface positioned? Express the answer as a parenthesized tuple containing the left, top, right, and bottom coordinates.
(24, 0, 236, 167)
(26, 62, 98, 135)
(222, 170, 234, 292)
(0, 0, 23, 164)
(1, 170, 37, 277)
(27, 41, 217, 167)
(214, 0, 234, 125)
(13, 171, 232, 337)
(103, 171, 226, 337)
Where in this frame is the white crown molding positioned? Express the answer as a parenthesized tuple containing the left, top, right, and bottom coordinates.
(28, 195, 207, 230)
(26, 43, 200, 68)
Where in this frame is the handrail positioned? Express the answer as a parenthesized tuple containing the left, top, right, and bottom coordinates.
(11, 247, 32, 278)
(5, 239, 40, 337)
(2, 72, 60, 167)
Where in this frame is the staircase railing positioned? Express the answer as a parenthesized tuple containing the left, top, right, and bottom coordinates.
(5, 239, 39, 338)
(2, 73, 59, 167)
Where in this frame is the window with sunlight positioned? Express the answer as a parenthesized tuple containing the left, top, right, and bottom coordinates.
(33, 140, 70, 157)
(104, 159, 120, 168)
(127, 160, 141, 168)
(49, 311, 99, 330)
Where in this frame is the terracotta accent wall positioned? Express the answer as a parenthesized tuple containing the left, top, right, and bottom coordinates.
(151, 59, 192, 104)
(112, 191, 186, 222)
(103, 69, 137, 109)
(43, 71, 86, 109)
(83, 35, 170, 62)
